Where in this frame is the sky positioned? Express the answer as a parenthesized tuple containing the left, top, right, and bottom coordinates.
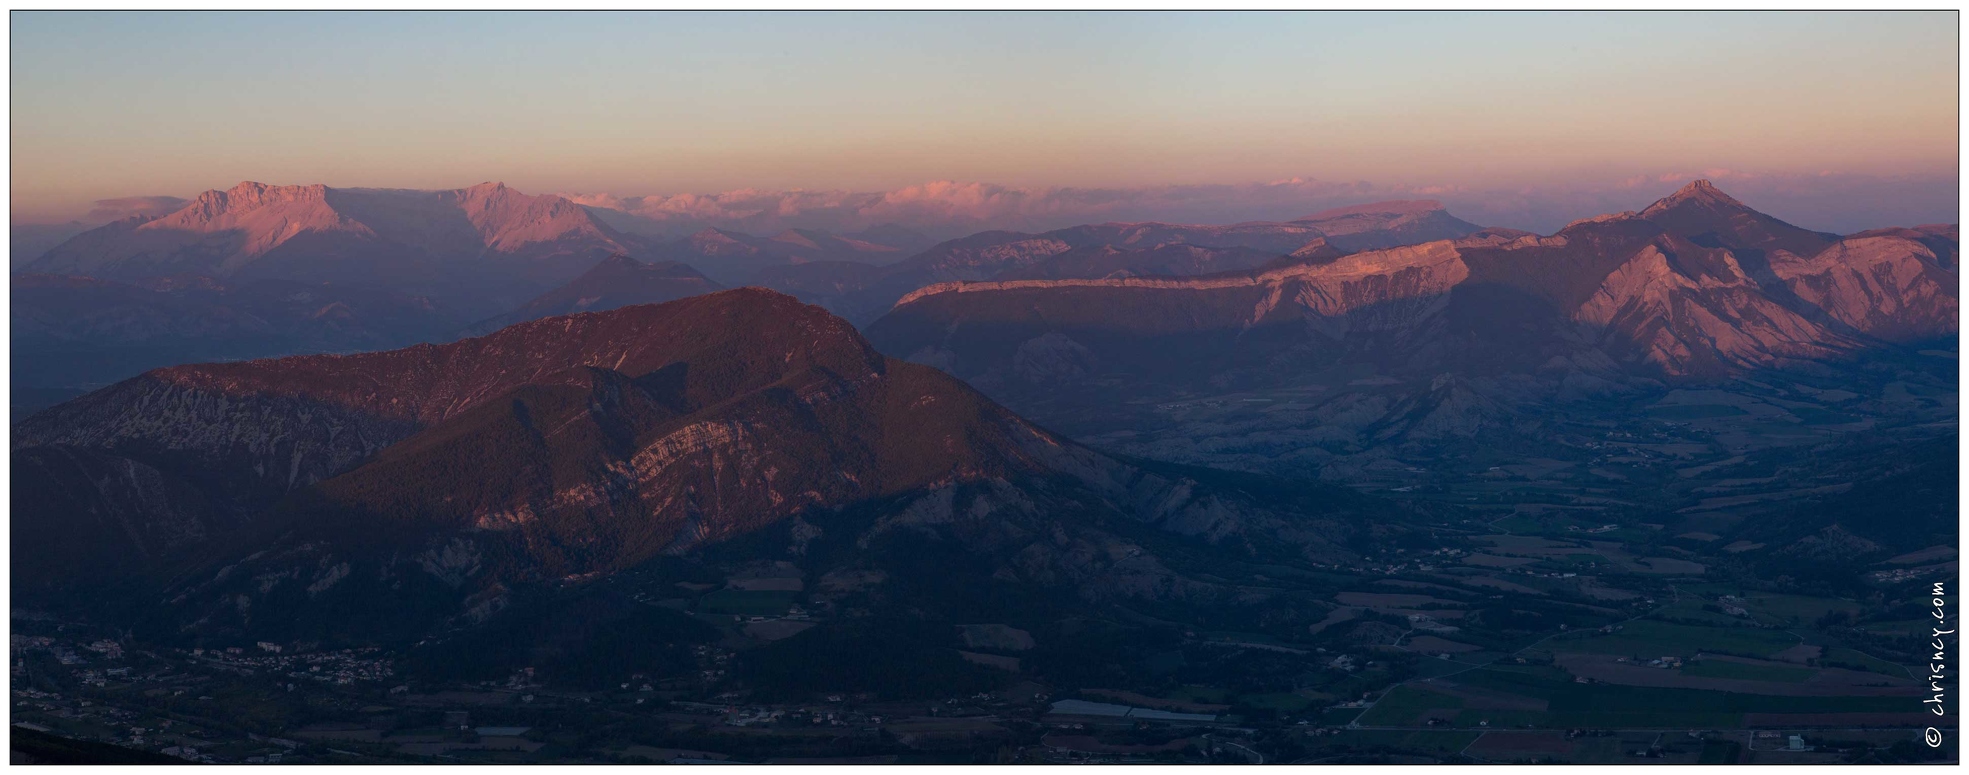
(10, 11, 1960, 231)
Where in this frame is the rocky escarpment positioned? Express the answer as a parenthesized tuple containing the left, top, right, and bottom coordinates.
(16, 377, 416, 505)
(879, 182, 1956, 381)
(1571, 234, 1859, 376)
(1771, 232, 1959, 343)
(755, 201, 1488, 323)
(862, 182, 1957, 475)
(893, 239, 1469, 313)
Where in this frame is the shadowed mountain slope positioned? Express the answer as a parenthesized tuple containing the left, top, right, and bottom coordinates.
(15, 289, 1388, 643)
(461, 254, 722, 336)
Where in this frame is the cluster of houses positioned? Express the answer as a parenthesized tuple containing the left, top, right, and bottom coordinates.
(190, 645, 396, 686)
(723, 706, 874, 729)
(1615, 655, 1684, 669)
(12, 635, 87, 666)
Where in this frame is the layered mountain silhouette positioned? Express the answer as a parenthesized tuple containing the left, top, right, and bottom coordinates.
(753, 200, 1488, 323)
(18, 184, 1483, 327)
(23, 182, 642, 317)
(460, 254, 722, 336)
(635, 227, 917, 285)
(12, 183, 908, 402)
(14, 289, 1384, 642)
(872, 181, 1955, 380)
(863, 182, 1957, 473)
(12, 273, 463, 411)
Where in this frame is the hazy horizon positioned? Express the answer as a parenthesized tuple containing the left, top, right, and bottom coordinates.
(11, 170, 1959, 240)
(11, 10, 1958, 233)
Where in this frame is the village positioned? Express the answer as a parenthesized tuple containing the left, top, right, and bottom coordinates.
(11, 619, 1268, 763)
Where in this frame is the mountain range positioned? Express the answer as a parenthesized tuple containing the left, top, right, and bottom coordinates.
(11, 185, 1495, 404)
(748, 199, 1490, 323)
(871, 181, 1954, 378)
(11, 273, 460, 412)
(862, 181, 1957, 478)
(8, 177, 1959, 738)
(22, 182, 639, 318)
(643, 226, 924, 285)
(15, 179, 1955, 467)
(14, 289, 1386, 644)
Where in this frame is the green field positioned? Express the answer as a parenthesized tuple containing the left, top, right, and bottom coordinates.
(1788, 408, 1862, 425)
(1238, 691, 1319, 713)
(1655, 598, 1755, 627)
(1329, 730, 1481, 756)
(1486, 513, 1608, 537)
(1646, 405, 1748, 420)
(1821, 648, 1909, 676)
(695, 589, 800, 615)
(1539, 553, 1613, 568)
(1356, 685, 1463, 726)
(1856, 619, 1930, 638)
(1680, 659, 1814, 683)
(1435, 665, 1909, 729)
(1548, 620, 1799, 659)
(1742, 594, 1861, 626)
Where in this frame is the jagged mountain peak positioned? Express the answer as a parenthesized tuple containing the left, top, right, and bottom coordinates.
(1642, 179, 1748, 215)
(167, 181, 337, 224)
(216, 180, 329, 200)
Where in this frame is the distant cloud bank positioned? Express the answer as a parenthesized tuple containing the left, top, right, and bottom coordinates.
(84, 195, 190, 222)
(564, 172, 1958, 239)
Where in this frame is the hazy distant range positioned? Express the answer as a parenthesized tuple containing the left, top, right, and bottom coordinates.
(15, 173, 1958, 261)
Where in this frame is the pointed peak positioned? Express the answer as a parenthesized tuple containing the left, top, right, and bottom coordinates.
(461, 181, 515, 199)
(1649, 179, 1746, 211)
(1675, 179, 1726, 198)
